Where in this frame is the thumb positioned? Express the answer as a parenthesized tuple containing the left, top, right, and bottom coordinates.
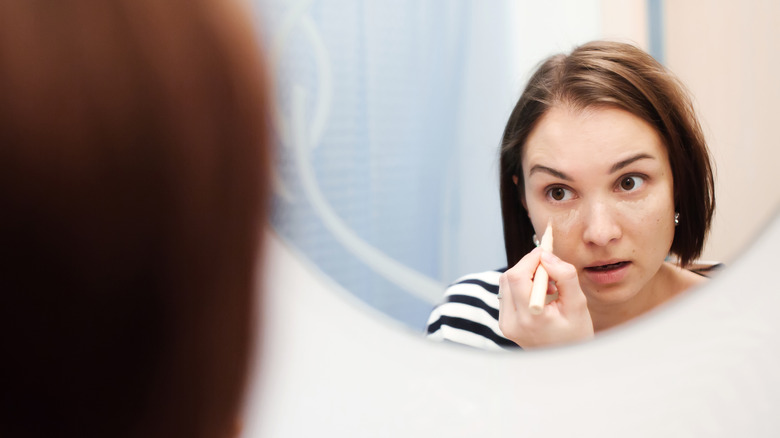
(540, 251, 582, 302)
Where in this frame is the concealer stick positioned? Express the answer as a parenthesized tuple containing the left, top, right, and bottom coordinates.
(529, 220, 553, 315)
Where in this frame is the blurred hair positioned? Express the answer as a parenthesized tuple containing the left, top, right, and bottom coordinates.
(0, 1, 271, 437)
(500, 40, 715, 268)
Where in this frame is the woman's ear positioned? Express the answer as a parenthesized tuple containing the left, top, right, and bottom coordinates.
(512, 175, 529, 211)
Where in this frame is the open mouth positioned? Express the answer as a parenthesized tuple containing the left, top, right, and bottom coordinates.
(585, 261, 629, 272)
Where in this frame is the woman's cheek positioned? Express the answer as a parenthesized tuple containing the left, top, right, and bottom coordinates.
(615, 192, 664, 221)
(552, 208, 580, 231)
(615, 193, 676, 243)
(548, 209, 581, 259)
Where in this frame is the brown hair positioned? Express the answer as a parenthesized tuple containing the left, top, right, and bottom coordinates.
(0, 1, 271, 437)
(500, 40, 715, 268)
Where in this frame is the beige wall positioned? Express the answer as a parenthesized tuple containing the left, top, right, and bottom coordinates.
(665, 1, 780, 263)
(603, 0, 780, 263)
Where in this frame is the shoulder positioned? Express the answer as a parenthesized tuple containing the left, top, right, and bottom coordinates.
(661, 260, 723, 300)
(425, 268, 518, 351)
(687, 261, 724, 278)
(444, 269, 505, 305)
(676, 260, 724, 285)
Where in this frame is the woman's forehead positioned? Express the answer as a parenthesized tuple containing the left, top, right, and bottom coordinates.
(521, 105, 667, 175)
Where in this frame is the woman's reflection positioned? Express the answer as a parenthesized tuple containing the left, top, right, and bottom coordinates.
(427, 41, 719, 350)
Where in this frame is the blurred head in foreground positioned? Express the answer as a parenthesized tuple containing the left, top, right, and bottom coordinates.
(0, 1, 271, 437)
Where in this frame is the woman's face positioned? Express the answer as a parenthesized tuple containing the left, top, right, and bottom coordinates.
(520, 105, 676, 308)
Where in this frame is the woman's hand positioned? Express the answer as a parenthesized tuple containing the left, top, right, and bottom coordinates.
(498, 247, 594, 348)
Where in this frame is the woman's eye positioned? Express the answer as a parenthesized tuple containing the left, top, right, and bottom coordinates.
(547, 187, 573, 201)
(619, 175, 645, 192)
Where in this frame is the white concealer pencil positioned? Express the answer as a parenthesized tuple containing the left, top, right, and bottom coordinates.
(529, 221, 553, 315)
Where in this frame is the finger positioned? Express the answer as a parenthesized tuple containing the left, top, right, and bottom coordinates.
(505, 247, 543, 307)
(528, 262, 549, 314)
(540, 250, 580, 301)
(512, 246, 545, 274)
(497, 270, 516, 314)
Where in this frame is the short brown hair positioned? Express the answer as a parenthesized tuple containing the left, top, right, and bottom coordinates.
(0, 1, 271, 437)
(500, 40, 714, 268)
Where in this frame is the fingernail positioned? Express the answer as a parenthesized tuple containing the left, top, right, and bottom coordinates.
(541, 251, 556, 263)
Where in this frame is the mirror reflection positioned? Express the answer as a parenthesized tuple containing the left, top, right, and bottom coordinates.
(257, 0, 780, 345)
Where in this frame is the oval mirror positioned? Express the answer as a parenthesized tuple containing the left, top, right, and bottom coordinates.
(255, 0, 780, 338)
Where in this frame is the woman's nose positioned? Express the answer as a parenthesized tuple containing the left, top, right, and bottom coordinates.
(581, 201, 622, 246)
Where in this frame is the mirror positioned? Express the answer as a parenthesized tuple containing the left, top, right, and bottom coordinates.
(245, 205, 780, 436)
(254, 0, 780, 337)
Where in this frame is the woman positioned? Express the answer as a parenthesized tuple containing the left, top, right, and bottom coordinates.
(0, 0, 271, 436)
(426, 41, 716, 350)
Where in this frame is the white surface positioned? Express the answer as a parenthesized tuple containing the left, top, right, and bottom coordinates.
(244, 212, 780, 437)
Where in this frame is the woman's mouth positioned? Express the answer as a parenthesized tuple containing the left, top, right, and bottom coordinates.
(585, 261, 629, 271)
(583, 261, 631, 285)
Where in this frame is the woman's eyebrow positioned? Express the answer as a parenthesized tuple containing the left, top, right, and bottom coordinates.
(529, 165, 570, 180)
(529, 153, 654, 180)
(609, 153, 654, 173)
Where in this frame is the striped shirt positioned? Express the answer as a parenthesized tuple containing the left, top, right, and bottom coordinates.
(425, 268, 518, 351)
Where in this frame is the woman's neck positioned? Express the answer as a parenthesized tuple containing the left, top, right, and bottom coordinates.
(588, 262, 707, 333)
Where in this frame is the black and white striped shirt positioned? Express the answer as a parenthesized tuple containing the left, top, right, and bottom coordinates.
(425, 268, 519, 350)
